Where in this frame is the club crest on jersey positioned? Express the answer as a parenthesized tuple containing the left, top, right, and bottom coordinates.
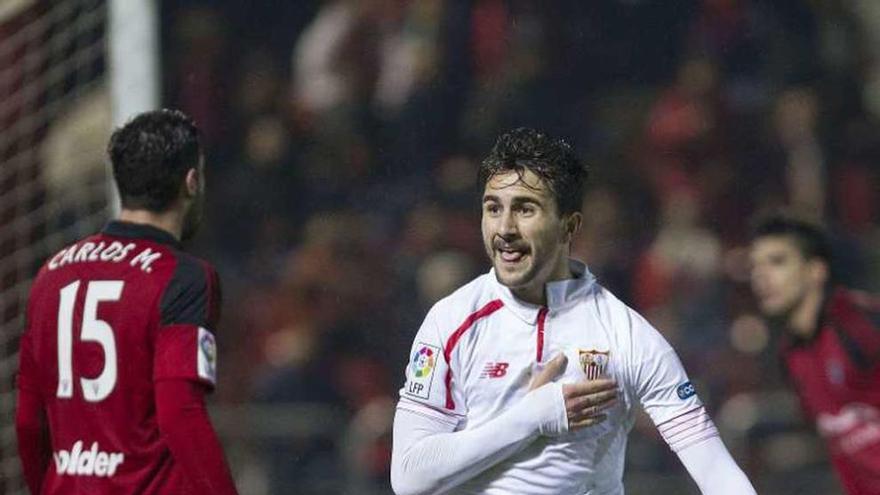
(405, 343, 440, 399)
(579, 349, 610, 380)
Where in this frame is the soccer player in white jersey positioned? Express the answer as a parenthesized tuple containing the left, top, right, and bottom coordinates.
(390, 128, 757, 495)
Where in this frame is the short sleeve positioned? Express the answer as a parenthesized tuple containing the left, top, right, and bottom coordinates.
(397, 305, 465, 426)
(627, 311, 703, 426)
(154, 255, 221, 389)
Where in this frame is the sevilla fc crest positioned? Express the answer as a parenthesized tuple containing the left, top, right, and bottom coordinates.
(579, 349, 610, 380)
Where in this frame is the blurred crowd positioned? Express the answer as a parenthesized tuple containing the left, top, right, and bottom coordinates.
(160, 0, 880, 493)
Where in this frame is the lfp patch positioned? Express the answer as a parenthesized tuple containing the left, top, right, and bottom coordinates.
(677, 381, 696, 400)
(197, 327, 217, 385)
(405, 343, 440, 399)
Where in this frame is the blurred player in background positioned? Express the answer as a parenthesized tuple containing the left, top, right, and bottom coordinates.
(391, 128, 756, 494)
(15, 110, 238, 494)
(750, 215, 880, 494)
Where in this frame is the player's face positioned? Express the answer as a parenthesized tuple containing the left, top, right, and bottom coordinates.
(482, 169, 573, 303)
(749, 236, 815, 317)
(181, 158, 205, 241)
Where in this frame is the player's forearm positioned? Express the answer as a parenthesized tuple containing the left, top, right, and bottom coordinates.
(15, 387, 49, 494)
(391, 382, 567, 495)
(676, 435, 757, 495)
(155, 380, 238, 495)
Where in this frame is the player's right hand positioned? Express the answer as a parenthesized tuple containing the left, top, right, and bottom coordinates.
(527, 353, 618, 430)
(562, 378, 618, 429)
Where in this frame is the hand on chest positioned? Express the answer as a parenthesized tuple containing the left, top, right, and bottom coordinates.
(458, 310, 616, 402)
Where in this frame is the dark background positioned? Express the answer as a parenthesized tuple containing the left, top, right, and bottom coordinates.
(160, 1, 880, 493)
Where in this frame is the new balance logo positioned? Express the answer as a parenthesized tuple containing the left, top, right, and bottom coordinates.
(481, 362, 509, 378)
(53, 441, 124, 477)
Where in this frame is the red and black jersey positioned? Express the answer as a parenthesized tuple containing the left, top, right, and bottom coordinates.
(17, 221, 225, 494)
(781, 287, 880, 495)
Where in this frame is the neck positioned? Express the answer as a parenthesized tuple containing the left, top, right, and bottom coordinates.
(512, 284, 546, 306)
(511, 256, 573, 306)
(118, 208, 183, 240)
(787, 287, 825, 339)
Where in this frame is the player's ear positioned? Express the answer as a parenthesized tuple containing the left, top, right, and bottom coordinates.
(807, 258, 829, 287)
(562, 212, 582, 243)
(184, 168, 199, 198)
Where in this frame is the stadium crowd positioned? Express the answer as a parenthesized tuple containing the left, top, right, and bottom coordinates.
(161, 1, 880, 493)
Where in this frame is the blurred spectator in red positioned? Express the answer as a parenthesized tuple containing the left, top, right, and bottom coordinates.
(750, 215, 880, 494)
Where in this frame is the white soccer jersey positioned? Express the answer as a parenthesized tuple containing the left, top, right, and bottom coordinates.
(397, 260, 711, 495)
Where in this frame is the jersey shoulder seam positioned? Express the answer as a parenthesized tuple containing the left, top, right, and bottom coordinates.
(430, 274, 498, 339)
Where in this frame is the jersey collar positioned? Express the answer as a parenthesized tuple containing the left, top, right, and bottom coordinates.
(102, 220, 182, 249)
(491, 259, 596, 324)
(779, 286, 836, 351)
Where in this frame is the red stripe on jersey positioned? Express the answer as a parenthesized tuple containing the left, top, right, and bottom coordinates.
(536, 307, 548, 362)
(443, 299, 504, 409)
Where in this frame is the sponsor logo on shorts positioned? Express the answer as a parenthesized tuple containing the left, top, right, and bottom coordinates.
(677, 381, 696, 400)
(53, 441, 124, 477)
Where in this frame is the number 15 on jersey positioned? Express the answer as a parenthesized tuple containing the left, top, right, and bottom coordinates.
(56, 280, 124, 402)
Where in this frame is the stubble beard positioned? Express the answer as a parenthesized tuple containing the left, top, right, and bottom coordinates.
(760, 289, 805, 330)
(494, 257, 536, 289)
(181, 192, 204, 241)
(484, 238, 533, 289)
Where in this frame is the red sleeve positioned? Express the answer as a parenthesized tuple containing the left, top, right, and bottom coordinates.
(15, 331, 50, 494)
(154, 324, 217, 389)
(154, 256, 220, 388)
(831, 289, 880, 364)
(155, 379, 238, 495)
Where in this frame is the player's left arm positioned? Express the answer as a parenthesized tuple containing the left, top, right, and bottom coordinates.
(155, 380, 238, 495)
(154, 256, 238, 495)
(675, 434, 757, 494)
(15, 322, 51, 495)
(627, 311, 756, 495)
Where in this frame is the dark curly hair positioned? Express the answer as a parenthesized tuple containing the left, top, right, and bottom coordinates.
(108, 109, 201, 212)
(478, 127, 588, 216)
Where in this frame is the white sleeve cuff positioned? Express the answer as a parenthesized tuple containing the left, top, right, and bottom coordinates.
(397, 397, 462, 428)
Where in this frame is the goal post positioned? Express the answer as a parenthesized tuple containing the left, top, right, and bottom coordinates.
(108, 0, 159, 125)
(107, 0, 160, 214)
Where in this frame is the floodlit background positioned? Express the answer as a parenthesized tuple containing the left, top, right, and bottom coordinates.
(2, 0, 880, 494)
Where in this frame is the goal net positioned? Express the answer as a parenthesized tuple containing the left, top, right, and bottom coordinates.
(1, 1, 111, 492)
